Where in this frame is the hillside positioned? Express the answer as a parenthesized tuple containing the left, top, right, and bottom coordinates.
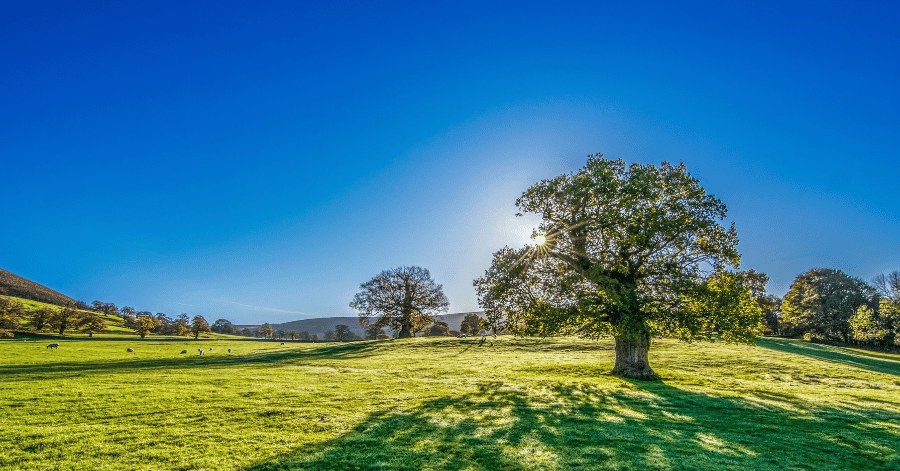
(0, 268, 78, 307)
(237, 311, 483, 336)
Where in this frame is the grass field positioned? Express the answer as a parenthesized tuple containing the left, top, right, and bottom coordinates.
(1, 336, 898, 470)
(2, 295, 239, 340)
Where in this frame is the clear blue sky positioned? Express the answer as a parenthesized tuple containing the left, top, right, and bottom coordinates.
(2, 0, 898, 324)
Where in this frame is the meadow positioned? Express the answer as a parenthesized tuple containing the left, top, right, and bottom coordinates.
(1, 336, 898, 470)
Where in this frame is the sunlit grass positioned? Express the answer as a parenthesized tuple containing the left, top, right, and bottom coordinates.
(1, 336, 897, 470)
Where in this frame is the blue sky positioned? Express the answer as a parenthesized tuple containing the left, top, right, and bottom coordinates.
(2, 0, 898, 324)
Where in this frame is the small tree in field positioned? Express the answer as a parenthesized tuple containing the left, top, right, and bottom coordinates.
(79, 314, 108, 337)
(460, 313, 483, 336)
(334, 325, 352, 342)
(351, 266, 450, 338)
(51, 307, 81, 335)
(134, 316, 158, 339)
(299, 331, 311, 341)
(0, 298, 23, 331)
(474, 154, 761, 379)
(259, 323, 273, 339)
(424, 321, 450, 336)
(191, 315, 211, 339)
(31, 307, 54, 332)
(241, 328, 253, 337)
(289, 330, 298, 341)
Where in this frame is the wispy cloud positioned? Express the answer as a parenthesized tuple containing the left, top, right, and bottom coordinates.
(221, 300, 309, 315)
(173, 302, 194, 307)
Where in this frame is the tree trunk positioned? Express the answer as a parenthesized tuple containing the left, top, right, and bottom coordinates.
(611, 332, 657, 380)
(398, 322, 412, 339)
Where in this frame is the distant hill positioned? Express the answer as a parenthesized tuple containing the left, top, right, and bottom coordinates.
(0, 268, 78, 307)
(236, 311, 484, 336)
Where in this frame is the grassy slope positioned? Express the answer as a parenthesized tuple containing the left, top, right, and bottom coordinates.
(2, 295, 240, 339)
(0, 267, 77, 307)
(0, 336, 898, 470)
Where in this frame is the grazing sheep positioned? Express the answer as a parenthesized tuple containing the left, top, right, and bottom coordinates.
(281, 342, 285, 345)
(46, 343, 59, 349)
(127, 347, 135, 353)
(209, 347, 213, 351)
(228, 348, 232, 353)
(180, 349, 188, 354)
(199, 349, 205, 356)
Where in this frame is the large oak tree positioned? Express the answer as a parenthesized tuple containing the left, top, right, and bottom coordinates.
(474, 154, 762, 379)
(351, 266, 449, 338)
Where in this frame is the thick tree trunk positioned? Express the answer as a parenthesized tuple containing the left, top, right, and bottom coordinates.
(611, 332, 657, 380)
(398, 322, 412, 339)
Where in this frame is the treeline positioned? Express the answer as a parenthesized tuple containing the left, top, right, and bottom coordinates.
(768, 269, 900, 349)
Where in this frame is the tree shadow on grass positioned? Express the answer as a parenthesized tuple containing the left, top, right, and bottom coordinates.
(0, 341, 388, 382)
(756, 337, 900, 377)
(240, 380, 900, 471)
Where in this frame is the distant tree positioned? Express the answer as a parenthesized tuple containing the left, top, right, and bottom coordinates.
(211, 319, 237, 335)
(31, 307, 55, 332)
(324, 330, 335, 341)
(759, 294, 782, 336)
(174, 314, 190, 336)
(781, 269, 876, 342)
(310, 333, 319, 341)
(449, 330, 461, 337)
(259, 323, 273, 339)
(288, 330, 298, 341)
(275, 330, 286, 340)
(50, 307, 81, 335)
(459, 313, 483, 335)
(365, 326, 386, 340)
(334, 325, 352, 342)
(241, 328, 253, 337)
(872, 271, 900, 304)
(0, 298, 23, 334)
(849, 302, 898, 347)
(102, 302, 119, 317)
(424, 321, 450, 336)
(134, 316, 158, 339)
(120, 306, 135, 318)
(473, 155, 759, 379)
(191, 315, 211, 339)
(351, 266, 450, 339)
(91, 300, 104, 312)
(299, 331, 311, 341)
(78, 314, 108, 337)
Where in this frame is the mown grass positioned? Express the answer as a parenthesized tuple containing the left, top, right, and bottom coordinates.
(1, 336, 898, 470)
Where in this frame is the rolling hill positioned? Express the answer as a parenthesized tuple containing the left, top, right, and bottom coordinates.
(236, 311, 483, 336)
(0, 268, 79, 307)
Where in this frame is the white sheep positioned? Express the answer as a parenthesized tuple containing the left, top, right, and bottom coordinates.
(199, 349, 205, 356)
(127, 347, 135, 353)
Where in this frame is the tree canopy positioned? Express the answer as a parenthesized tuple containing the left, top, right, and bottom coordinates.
(474, 154, 761, 379)
(781, 268, 876, 342)
(351, 266, 449, 338)
(191, 315, 211, 339)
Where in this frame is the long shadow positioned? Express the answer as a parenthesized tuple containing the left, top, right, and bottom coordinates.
(756, 337, 900, 377)
(239, 380, 900, 471)
(0, 340, 386, 382)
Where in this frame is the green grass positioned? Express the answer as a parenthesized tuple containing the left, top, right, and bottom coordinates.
(0, 336, 898, 470)
(2, 295, 242, 339)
